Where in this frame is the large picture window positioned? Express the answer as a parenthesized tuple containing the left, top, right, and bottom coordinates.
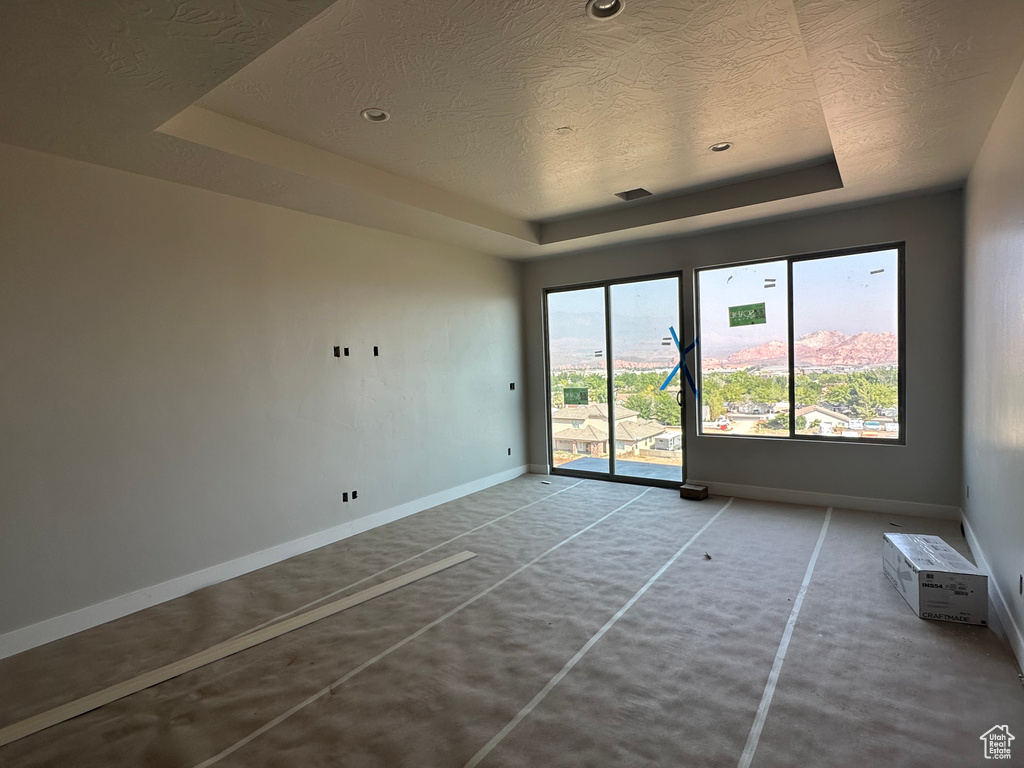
(695, 244, 904, 443)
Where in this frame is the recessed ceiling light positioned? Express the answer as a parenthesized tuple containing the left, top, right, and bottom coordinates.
(586, 0, 624, 21)
(360, 108, 390, 123)
(709, 141, 732, 152)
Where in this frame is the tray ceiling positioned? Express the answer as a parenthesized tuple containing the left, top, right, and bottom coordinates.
(2, 0, 1024, 258)
(197, 0, 834, 221)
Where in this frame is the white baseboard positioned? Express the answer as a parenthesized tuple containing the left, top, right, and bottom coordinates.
(0, 465, 529, 661)
(528, 464, 550, 475)
(961, 515, 1024, 671)
(686, 479, 962, 520)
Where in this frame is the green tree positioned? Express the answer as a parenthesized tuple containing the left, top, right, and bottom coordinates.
(651, 391, 682, 425)
(625, 393, 653, 419)
(795, 375, 822, 407)
(765, 413, 806, 431)
(848, 378, 896, 418)
(700, 377, 726, 420)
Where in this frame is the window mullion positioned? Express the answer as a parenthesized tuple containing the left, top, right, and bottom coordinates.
(787, 259, 796, 438)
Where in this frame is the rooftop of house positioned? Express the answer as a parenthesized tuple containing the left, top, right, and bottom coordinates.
(552, 403, 638, 422)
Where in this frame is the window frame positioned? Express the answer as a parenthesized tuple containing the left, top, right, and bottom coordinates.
(542, 270, 687, 489)
(694, 242, 906, 446)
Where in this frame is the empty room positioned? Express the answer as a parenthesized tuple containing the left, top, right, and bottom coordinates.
(2, 1, 1023, 766)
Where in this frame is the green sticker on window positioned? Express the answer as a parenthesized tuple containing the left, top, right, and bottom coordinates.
(563, 387, 589, 405)
(729, 302, 767, 327)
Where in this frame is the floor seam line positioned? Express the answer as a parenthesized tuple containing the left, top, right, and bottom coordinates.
(231, 479, 588, 640)
(736, 506, 833, 768)
(461, 495, 736, 768)
(192, 485, 651, 768)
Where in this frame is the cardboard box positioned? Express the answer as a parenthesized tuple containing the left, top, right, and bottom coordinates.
(882, 533, 988, 626)
(680, 483, 708, 500)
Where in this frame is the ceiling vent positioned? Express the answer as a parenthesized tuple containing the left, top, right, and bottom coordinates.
(614, 187, 652, 202)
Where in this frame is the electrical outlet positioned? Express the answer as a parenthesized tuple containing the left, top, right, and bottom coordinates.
(1019, 574, 1022, 596)
(342, 492, 349, 502)
(352, 490, 358, 500)
(373, 346, 379, 356)
(507, 448, 511, 456)
(344, 347, 349, 356)
(966, 485, 970, 499)
(333, 346, 341, 358)
(509, 382, 515, 391)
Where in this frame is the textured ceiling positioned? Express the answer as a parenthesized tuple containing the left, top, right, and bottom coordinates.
(2, 0, 1024, 258)
(795, 0, 1024, 195)
(198, 0, 834, 220)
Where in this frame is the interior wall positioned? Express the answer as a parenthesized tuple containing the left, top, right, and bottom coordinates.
(523, 191, 963, 512)
(964, 60, 1024, 659)
(0, 142, 526, 636)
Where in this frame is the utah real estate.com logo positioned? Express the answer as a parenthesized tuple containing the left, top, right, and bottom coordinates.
(980, 725, 1014, 760)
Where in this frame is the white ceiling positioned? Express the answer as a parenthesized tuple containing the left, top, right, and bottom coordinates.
(197, 0, 834, 221)
(3, 0, 1024, 259)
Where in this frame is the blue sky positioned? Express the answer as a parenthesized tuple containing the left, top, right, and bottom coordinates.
(699, 249, 899, 357)
(547, 278, 680, 367)
(545, 250, 899, 363)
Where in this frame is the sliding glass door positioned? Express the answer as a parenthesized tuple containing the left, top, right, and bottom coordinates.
(547, 287, 610, 475)
(546, 274, 683, 487)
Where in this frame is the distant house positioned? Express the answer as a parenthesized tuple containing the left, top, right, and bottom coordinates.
(614, 419, 666, 453)
(551, 403, 665, 456)
(551, 403, 638, 434)
(654, 432, 683, 451)
(796, 405, 850, 433)
(551, 424, 609, 456)
(728, 401, 775, 415)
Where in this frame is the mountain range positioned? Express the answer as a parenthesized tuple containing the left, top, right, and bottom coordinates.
(706, 330, 898, 369)
(550, 327, 898, 371)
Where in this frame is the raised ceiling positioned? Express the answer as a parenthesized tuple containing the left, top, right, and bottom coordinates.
(3, 0, 1024, 259)
(197, 0, 834, 221)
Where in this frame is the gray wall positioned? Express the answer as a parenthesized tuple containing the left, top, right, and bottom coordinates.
(0, 142, 526, 635)
(524, 191, 964, 511)
(964, 60, 1024, 657)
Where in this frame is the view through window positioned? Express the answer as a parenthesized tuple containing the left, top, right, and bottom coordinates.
(610, 278, 682, 482)
(547, 286, 609, 474)
(547, 276, 682, 483)
(697, 246, 902, 441)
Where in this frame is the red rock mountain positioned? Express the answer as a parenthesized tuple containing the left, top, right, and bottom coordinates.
(726, 340, 789, 366)
(720, 331, 897, 368)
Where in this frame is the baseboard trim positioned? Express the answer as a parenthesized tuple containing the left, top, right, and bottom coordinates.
(0, 465, 529, 661)
(961, 515, 1024, 670)
(686, 479, 962, 520)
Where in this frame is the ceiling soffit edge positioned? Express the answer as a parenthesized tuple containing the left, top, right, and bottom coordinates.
(159, 106, 849, 249)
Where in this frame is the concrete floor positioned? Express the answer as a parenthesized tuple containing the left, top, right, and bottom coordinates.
(558, 456, 682, 481)
(1, 475, 1021, 767)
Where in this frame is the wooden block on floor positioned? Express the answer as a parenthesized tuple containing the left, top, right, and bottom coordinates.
(680, 483, 708, 500)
